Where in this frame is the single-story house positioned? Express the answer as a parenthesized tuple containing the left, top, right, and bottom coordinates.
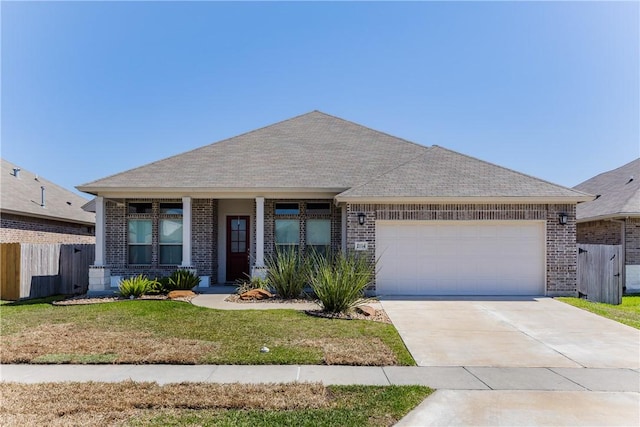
(1, 158, 95, 244)
(78, 111, 592, 296)
(574, 158, 640, 293)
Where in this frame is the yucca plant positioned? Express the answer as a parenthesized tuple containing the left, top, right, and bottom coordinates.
(166, 269, 201, 291)
(308, 251, 374, 313)
(265, 248, 308, 299)
(118, 274, 153, 298)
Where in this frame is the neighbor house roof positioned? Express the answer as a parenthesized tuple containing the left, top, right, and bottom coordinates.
(78, 111, 428, 195)
(1, 159, 95, 225)
(78, 111, 591, 203)
(336, 146, 593, 203)
(574, 158, 640, 221)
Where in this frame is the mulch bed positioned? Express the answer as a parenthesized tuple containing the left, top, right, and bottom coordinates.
(224, 294, 317, 304)
(305, 309, 391, 324)
(52, 293, 195, 306)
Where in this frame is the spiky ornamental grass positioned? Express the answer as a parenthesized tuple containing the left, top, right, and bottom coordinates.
(266, 249, 309, 299)
(308, 251, 374, 314)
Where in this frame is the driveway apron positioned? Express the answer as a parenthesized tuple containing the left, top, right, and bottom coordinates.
(380, 296, 640, 368)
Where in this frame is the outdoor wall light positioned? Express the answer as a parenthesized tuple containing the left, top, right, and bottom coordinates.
(558, 213, 568, 225)
(357, 213, 366, 226)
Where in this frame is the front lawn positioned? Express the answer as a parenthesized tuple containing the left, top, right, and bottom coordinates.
(0, 297, 414, 365)
(0, 382, 432, 427)
(556, 296, 640, 329)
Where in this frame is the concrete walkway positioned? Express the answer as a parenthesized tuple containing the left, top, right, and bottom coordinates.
(191, 291, 322, 311)
(2, 364, 638, 391)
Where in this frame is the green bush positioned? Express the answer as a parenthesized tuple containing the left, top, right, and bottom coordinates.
(266, 248, 308, 299)
(166, 269, 201, 291)
(308, 251, 374, 313)
(119, 275, 154, 298)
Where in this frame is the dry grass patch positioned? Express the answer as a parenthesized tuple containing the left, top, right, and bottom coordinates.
(0, 323, 219, 364)
(0, 382, 329, 427)
(293, 337, 397, 365)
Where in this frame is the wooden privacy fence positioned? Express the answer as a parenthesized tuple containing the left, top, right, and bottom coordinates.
(0, 243, 95, 300)
(577, 244, 623, 305)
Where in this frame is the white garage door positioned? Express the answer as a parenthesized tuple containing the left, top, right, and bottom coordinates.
(375, 221, 545, 296)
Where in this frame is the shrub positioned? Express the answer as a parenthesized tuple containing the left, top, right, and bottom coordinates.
(266, 248, 308, 299)
(308, 251, 374, 313)
(119, 275, 154, 298)
(166, 269, 201, 291)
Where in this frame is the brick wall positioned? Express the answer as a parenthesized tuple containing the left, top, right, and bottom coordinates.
(0, 213, 95, 244)
(625, 218, 640, 265)
(192, 199, 217, 279)
(577, 220, 621, 245)
(345, 203, 577, 295)
(107, 198, 218, 279)
(576, 218, 640, 266)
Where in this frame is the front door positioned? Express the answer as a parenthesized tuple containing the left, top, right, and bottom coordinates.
(226, 216, 250, 282)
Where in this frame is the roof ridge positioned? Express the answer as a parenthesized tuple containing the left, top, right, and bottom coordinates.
(574, 157, 640, 188)
(429, 145, 594, 198)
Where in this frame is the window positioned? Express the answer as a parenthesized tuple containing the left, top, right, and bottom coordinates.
(275, 219, 299, 252)
(307, 202, 330, 215)
(159, 219, 183, 265)
(160, 203, 183, 215)
(127, 201, 183, 266)
(128, 219, 152, 264)
(128, 202, 153, 214)
(306, 219, 331, 257)
(275, 203, 299, 215)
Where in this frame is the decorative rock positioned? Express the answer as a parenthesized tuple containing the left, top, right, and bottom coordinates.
(239, 289, 273, 300)
(355, 305, 376, 317)
(167, 290, 196, 299)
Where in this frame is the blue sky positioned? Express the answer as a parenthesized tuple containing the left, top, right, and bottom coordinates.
(2, 1, 638, 198)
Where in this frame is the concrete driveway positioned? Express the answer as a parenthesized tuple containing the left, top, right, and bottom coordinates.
(382, 297, 640, 426)
(381, 296, 640, 368)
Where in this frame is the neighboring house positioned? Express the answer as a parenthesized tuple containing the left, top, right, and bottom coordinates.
(1, 159, 95, 244)
(574, 158, 640, 293)
(78, 111, 592, 296)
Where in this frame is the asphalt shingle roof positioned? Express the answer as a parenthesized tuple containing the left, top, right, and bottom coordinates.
(78, 111, 590, 202)
(78, 111, 427, 192)
(574, 158, 640, 220)
(1, 159, 95, 225)
(337, 146, 592, 200)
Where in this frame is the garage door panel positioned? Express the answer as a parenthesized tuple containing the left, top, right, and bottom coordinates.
(375, 221, 545, 296)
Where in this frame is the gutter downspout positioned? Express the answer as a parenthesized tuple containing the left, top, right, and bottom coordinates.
(610, 219, 626, 292)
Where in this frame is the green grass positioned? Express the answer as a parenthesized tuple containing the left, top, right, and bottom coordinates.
(556, 296, 640, 329)
(131, 385, 432, 427)
(0, 297, 414, 365)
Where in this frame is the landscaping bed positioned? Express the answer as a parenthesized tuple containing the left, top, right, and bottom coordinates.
(0, 382, 432, 427)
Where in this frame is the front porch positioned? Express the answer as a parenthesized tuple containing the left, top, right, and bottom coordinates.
(88, 196, 346, 293)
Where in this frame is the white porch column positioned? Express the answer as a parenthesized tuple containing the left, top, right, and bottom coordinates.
(94, 196, 105, 266)
(181, 196, 192, 267)
(255, 197, 265, 267)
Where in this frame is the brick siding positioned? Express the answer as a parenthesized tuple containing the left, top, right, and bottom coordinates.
(577, 218, 640, 266)
(577, 220, 621, 245)
(0, 213, 95, 244)
(625, 218, 640, 265)
(346, 203, 577, 295)
(107, 198, 218, 279)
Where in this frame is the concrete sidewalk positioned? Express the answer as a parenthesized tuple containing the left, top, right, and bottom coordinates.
(1, 364, 638, 392)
